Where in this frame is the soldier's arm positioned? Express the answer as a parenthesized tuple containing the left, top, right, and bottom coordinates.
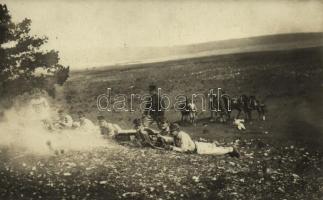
(171, 146, 185, 152)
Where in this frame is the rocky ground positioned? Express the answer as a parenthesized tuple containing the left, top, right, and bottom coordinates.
(1, 135, 322, 200)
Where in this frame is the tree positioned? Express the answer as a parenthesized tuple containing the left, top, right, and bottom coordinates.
(0, 4, 69, 98)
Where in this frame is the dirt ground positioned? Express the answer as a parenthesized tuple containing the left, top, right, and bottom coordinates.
(1, 47, 323, 199)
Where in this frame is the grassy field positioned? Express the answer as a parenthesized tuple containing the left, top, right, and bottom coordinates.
(1, 46, 323, 199)
(64, 46, 323, 141)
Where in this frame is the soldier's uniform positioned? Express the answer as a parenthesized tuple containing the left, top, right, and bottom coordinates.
(143, 85, 166, 127)
(97, 116, 121, 138)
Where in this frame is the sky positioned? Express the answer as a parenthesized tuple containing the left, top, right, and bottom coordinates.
(3, 0, 323, 69)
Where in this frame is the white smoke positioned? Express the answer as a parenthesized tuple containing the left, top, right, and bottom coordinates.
(0, 91, 118, 155)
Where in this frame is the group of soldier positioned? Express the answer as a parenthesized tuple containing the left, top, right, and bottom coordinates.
(48, 109, 121, 138)
(41, 84, 240, 158)
(124, 85, 240, 158)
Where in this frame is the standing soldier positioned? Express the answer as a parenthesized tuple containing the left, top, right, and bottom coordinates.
(143, 84, 166, 128)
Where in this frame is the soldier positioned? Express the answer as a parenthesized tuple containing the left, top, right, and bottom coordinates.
(97, 115, 120, 138)
(169, 123, 240, 158)
(156, 120, 174, 148)
(158, 119, 171, 136)
(77, 111, 97, 133)
(143, 84, 166, 128)
(133, 118, 156, 148)
(29, 93, 51, 121)
(55, 109, 73, 129)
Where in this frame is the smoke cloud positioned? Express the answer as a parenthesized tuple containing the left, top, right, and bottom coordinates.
(0, 92, 118, 155)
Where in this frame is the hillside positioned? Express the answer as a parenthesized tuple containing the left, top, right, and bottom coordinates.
(64, 46, 323, 146)
(2, 37, 323, 200)
(79, 32, 323, 70)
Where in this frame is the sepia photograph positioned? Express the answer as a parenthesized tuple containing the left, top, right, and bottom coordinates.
(0, 0, 323, 199)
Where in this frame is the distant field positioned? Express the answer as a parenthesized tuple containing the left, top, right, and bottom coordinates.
(63, 46, 323, 145)
(71, 32, 323, 68)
